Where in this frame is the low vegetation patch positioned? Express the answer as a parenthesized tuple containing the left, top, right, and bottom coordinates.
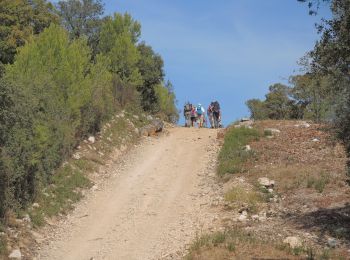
(264, 129, 273, 137)
(272, 167, 332, 194)
(0, 236, 6, 255)
(186, 228, 300, 260)
(29, 164, 91, 227)
(306, 172, 330, 193)
(28, 112, 150, 227)
(225, 186, 263, 213)
(186, 228, 344, 260)
(217, 127, 260, 177)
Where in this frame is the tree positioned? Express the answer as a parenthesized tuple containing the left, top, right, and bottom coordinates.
(246, 99, 268, 120)
(311, 0, 350, 175)
(290, 74, 332, 121)
(155, 81, 179, 123)
(99, 13, 141, 47)
(299, 0, 350, 177)
(265, 83, 294, 119)
(56, 0, 104, 56)
(1, 24, 93, 212)
(0, 0, 59, 73)
(80, 54, 115, 134)
(137, 42, 165, 111)
(297, 0, 330, 14)
(99, 13, 143, 87)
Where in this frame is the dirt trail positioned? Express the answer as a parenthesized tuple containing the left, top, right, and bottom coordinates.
(36, 127, 221, 260)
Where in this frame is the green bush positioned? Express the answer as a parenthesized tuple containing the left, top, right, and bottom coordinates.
(217, 127, 260, 176)
(0, 9, 179, 223)
(0, 24, 113, 218)
(264, 129, 273, 137)
(225, 186, 263, 213)
(0, 236, 6, 255)
(29, 164, 91, 227)
(155, 81, 179, 123)
(306, 172, 330, 193)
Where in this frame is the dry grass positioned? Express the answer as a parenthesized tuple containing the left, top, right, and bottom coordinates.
(224, 186, 264, 213)
(186, 228, 305, 260)
(195, 120, 350, 259)
(186, 228, 348, 260)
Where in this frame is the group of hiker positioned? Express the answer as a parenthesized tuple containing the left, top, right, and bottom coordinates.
(183, 101, 222, 128)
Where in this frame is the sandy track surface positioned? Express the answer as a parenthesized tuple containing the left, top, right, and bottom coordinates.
(36, 127, 221, 260)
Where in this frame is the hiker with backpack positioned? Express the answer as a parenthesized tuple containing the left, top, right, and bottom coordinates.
(196, 103, 205, 128)
(207, 103, 214, 128)
(190, 105, 197, 127)
(212, 101, 221, 128)
(183, 102, 192, 127)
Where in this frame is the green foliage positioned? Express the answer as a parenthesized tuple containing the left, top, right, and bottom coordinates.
(29, 164, 91, 227)
(136, 42, 164, 111)
(246, 76, 334, 122)
(248, 0, 350, 179)
(246, 99, 269, 120)
(306, 172, 330, 193)
(155, 81, 179, 123)
(0, 24, 95, 217)
(81, 55, 115, 134)
(217, 127, 260, 176)
(187, 226, 343, 260)
(0, 6, 177, 223)
(186, 228, 261, 259)
(0, 25, 114, 218)
(290, 74, 333, 122)
(0, 236, 6, 255)
(246, 83, 301, 120)
(98, 12, 177, 121)
(99, 13, 142, 87)
(99, 12, 141, 47)
(57, 0, 103, 38)
(264, 129, 273, 136)
(265, 84, 294, 119)
(0, 0, 59, 67)
(300, 0, 350, 177)
(56, 0, 104, 57)
(225, 186, 263, 213)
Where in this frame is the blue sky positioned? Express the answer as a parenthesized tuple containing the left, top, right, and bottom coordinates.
(53, 0, 330, 125)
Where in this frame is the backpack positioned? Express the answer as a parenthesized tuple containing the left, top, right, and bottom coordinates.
(184, 103, 192, 112)
(196, 105, 203, 115)
(191, 107, 196, 116)
(213, 101, 220, 113)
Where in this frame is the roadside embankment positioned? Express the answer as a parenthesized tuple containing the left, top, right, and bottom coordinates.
(186, 120, 350, 260)
(0, 110, 163, 259)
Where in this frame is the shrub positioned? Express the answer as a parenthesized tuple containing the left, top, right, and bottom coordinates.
(225, 187, 263, 213)
(217, 127, 260, 176)
(306, 172, 330, 193)
(0, 24, 97, 217)
(264, 129, 273, 137)
(0, 236, 6, 255)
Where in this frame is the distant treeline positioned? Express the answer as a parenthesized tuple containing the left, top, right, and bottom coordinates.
(247, 0, 350, 178)
(246, 75, 332, 122)
(0, 0, 178, 218)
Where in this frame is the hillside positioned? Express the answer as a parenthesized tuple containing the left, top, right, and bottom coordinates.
(187, 120, 350, 259)
(1, 120, 349, 259)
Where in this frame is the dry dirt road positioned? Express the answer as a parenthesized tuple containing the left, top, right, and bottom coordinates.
(36, 127, 222, 260)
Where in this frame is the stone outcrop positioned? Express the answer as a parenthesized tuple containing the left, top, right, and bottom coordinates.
(140, 119, 164, 137)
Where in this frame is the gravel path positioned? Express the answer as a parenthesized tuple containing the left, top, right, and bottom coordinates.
(36, 127, 221, 260)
